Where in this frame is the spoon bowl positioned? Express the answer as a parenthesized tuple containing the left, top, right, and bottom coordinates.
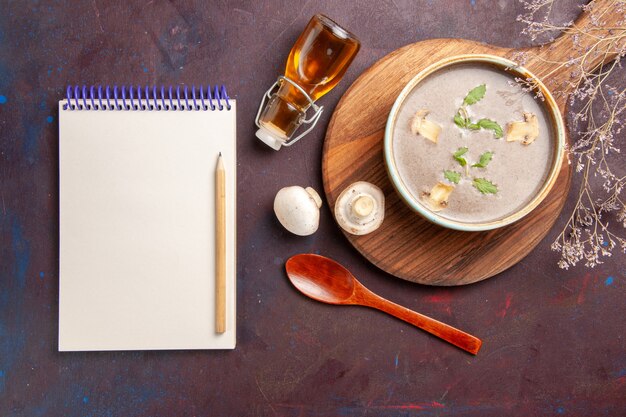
(286, 253, 356, 304)
(285, 254, 482, 355)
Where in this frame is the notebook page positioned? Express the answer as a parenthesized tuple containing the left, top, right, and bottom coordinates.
(59, 101, 236, 350)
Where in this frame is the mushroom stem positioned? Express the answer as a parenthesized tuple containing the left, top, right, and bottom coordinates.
(352, 195, 374, 218)
(305, 187, 323, 208)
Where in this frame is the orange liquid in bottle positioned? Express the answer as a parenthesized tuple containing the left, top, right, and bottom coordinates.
(257, 15, 360, 148)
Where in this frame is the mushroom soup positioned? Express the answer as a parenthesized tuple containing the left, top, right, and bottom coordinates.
(391, 64, 554, 224)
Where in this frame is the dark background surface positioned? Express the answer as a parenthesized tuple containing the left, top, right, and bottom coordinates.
(1, 1, 625, 416)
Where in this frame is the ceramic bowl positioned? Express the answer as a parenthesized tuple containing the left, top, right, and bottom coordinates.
(384, 54, 565, 232)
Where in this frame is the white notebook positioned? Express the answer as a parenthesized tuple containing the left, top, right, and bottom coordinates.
(58, 85, 236, 351)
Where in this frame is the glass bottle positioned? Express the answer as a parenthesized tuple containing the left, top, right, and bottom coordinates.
(255, 14, 360, 150)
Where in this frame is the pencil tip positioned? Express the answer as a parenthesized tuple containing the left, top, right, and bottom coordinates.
(219, 152, 222, 157)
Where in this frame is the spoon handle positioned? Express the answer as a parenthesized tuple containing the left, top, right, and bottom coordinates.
(364, 292, 482, 355)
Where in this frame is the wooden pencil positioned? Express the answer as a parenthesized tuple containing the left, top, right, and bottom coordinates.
(215, 152, 226, 333)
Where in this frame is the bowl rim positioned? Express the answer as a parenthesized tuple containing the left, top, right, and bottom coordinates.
(383, 54, 565, 232)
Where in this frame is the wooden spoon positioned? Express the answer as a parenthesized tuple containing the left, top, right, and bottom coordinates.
(285, 253, 482, 355)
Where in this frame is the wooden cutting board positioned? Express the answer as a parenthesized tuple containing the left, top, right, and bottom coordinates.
(322, 0, 622, 285)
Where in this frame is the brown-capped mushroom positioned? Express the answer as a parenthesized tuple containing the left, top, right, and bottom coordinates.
(410, 109, 441, 143)
(422, 182, 454, 212)
(506, 112, 539, 145)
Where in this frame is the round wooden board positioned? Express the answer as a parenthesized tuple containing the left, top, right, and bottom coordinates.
(322, 39, 574, 286)
(322, 2, 622, 285)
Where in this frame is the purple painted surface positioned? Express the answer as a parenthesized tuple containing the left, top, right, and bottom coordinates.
(0, 1, 625, 416)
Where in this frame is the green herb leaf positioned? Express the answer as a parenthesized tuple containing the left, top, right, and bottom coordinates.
(453, 147, 468, 167)
(454, 113, 466, 128)
(467, 123, 480, 130)
(472, 151, 494, 168)
(444, 170, 461, 184)
(463, 84, 486, 106)
(453, 147, 468, 157)
(472, 178, 498, 194)
(476, 118, 503, 138)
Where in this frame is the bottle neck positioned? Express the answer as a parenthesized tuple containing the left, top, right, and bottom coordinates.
(277, 81, 312, 113)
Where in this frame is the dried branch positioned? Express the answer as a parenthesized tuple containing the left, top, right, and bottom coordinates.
(518, 0, 626, 268)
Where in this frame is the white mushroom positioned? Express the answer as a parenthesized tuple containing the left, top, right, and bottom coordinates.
(334, 181, 385, 235)
(274, 186, 322, 236)
(506, 112, 539, 145)
(410, 109, 442, 143)
(422, 182, 454, 212)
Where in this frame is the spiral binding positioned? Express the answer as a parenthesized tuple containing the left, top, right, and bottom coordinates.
(62, 84, 231, 111)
